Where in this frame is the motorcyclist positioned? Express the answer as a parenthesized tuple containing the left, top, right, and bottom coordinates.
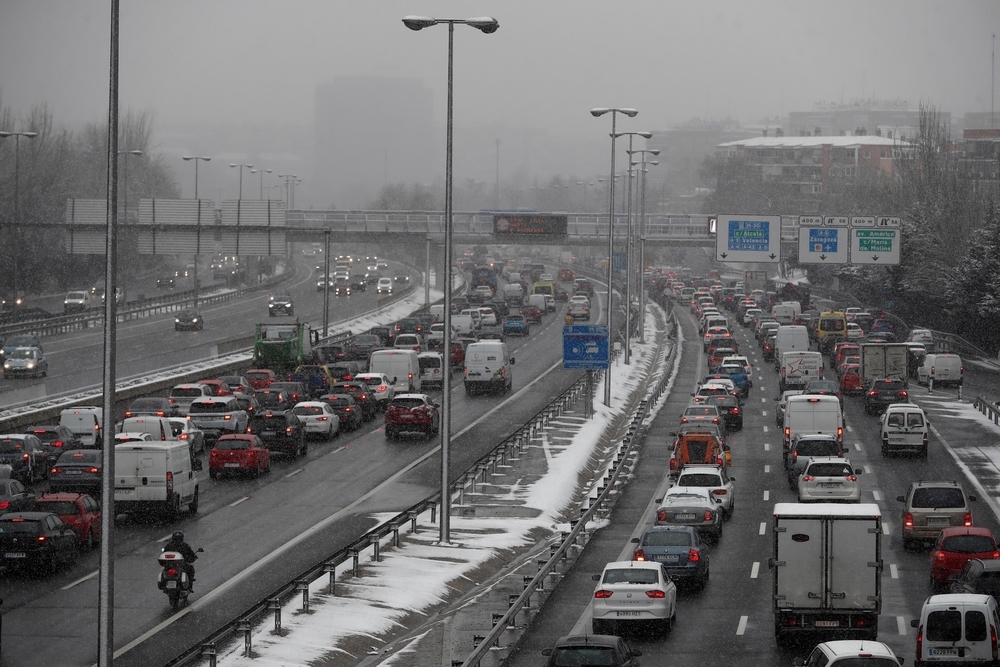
(163, 531, 197, 589)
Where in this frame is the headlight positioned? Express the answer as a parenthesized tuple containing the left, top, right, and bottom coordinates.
(26, 363, 35, 369)
(2, 362, 9, 369)
(192, 318, 199, 322)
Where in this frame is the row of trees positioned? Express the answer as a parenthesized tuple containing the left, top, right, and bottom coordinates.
(702, 107, 1000, 354)
(0, 98, 179, 301)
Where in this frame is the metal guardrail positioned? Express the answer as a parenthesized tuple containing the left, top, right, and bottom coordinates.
(974, 395, 1000, 425)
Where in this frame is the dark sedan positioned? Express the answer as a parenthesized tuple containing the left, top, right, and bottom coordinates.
(318, 394, 364, 431)
(24, 425, 85, 468)
(347, 334, 384, 361)
(0, 512, 79, 572)
(174, 309, 204, 331)
(0, 435, 49, 484)
(631, 525, 710, 589)
(48, 449, 104, 495)
(0, 478, 36, 513)
(863, 378, 909, 414)
(325, 382, 378, 421)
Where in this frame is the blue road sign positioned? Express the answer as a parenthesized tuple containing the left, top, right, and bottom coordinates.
(808, 228, 839, 253)
(727, 219, 770, 252)
(715, 215, 781, 263)
(563, 325, 609, 370)
(612, 251, 627, 271)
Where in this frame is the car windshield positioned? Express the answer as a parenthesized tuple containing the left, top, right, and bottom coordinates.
(7, 349, 36, 360)
(293, 406, 324, 416)
(245, 371, 271, 381)
(797, 441, 839, 456)
(37, 501, 79, 514)
(806, 463, 852, 477)
(323, 397, 351, 407)
(912, 487, 965, 508)
(250, 416, 287, 429)
(677, 474, 722, 487)
(942, 535, 996, 554)
(215, 439, 251, 450)
(550, 647, 615, 667)
(191, 402, 234, 414)
(643, 530, 693, 547)
(177, 310, 198, 318)
(603, 568, 658, 585)
(172, 387, 204, 397)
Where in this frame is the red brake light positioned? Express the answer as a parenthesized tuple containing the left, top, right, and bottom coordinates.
(904, 513, 914, 527)
(166, 567, 179, 577)
(802, 475, 815, 482)
(645, 590, 666, 599)
(688, 548, 700, 562)
(703, 510, 713, 521)
(657, 509, 667, 521)
(712, 489, 727, 495)
(0, 500, 8, 510)
(792, 451, 798, 463)
(633, 549, 645, 561)
(37, 535, 47, 544)
(916, 624, 924, 660)
(965, 513, 973, 527)
(85, 467, 99, 474)
(845, 475, 857, 482)
(594, 589, 613, 599)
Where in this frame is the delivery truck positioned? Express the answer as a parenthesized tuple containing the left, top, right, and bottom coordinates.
(859, 342, 909, 385)
(769, 503, 882, 643)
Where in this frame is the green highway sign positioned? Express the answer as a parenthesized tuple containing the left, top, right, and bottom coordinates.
(850, 227, 900, 264)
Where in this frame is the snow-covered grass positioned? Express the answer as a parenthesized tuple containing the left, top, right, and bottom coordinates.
(215, 306, 672, 667)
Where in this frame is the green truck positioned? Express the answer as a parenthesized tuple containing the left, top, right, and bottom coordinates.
(252, 322, 313, 375)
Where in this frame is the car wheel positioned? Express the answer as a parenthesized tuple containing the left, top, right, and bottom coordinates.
(209, 469, 218, 480)
(189, 488, 199, 514)
(921, 445, 928, 458)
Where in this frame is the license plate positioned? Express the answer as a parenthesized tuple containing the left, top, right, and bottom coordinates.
(676, 513, 697, 520)
(224, 463, 241, 468)
(654, 554, 680, 564)
(928, 517, 951, 525)
(814, 620, 840, 628)
(262, 431, 276, 437)
(65, 470, 82, 475)
(3, 552, 26, 559)
(115, 488, 134, 495)
(929, 648, 959, 657)
(821, 483, 843, 488)
(616, 611, 642, 617)
(166, 580, 177, 589)
(399, 414, 413, 420)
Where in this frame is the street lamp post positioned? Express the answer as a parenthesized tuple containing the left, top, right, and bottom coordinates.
(629, 149, 659, 343)
(250, 168, 272, 200)
(279, 173, 299, 208)
(616, 132, 651, 366)
(591, 108, 638, 405)
(403, 13, 499, 545)
(182, 156, 212, 308)
(0, 130, 38, 306)
(229, 163, 254, 199)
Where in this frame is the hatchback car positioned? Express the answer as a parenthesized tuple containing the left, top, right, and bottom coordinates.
(0, 435, 49, 484)
(354, 373, 395, 409)
(930, 527, 1000, 591)
(33, 492, 102, 549)
(864, 378, 909, 414)
(291, 401, 340, 439)
(797, 456, 863, 503)
(174, 309, 204, 331)
(23, 425, 84, 468)
(501, 314, 529, 337)
(209, 434, 271, 478)
(384, 394, 440, 440)
(3, 346, 47, 378)
(950, 558, 1000, 599)
(541, 634, 641, 667)
(268, 381, 307, 404)
(256, 389, 291, 412)
(655, 487, 724, 542)
(900, 481, 977, 549)
(48, 449, 104, 495)
(246, 411, 307, 458)
(703, 394, 743, 431)
(0, 478, 35, 513)
(318, 394, 364, 431)
(325, 382, 378, 421)
(394, 334, 422, 352)
(793, 640, 903, 666)
(631, 525, 710, 588)
(675, 464, 735, 519)
(679, 404, 724, 432)
(786, 434, 846, 487)
(0, 512, 78, 572)
(590, 560, 678, 636)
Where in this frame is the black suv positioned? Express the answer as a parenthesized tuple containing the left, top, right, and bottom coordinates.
(785, 434, 846, 488)
(864, 378, 909, 414)
(0, 435, 49, 484)
(247, 411, 306, 457)
(268, 289, 294, 317)
(0, 512, 79, 572)
(368, 326, 395, 347)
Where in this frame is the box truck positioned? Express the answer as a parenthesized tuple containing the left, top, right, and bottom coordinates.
(859, 343, 909, 385)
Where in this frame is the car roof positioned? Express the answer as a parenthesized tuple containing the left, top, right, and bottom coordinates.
(678, 465, 724, 475)
(394, 393, 430, 400)
(813, 640, 899, 659)
(939, 526, 994, 538)
(602, 559, 660, 570)
(552, 634, 621, 649)
(0, 512, 55, 521)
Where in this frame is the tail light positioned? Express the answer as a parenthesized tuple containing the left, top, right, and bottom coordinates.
(703, 510, 713, 521)
(792, 451, 798, 464)
(845, 474, 857, 482)
(210, 450, 218, 459)
(904, 512, 914, 528)
(712, 489, 727, 495)
(53, 440, 63, 448)
(992, 621, 998, 660)
(594, 589, 613, 599)
(837, 427, 843, 440)
(712, 418, 719, 424)
(784, 427, 790, 440)
(688, 548, 700, 562)
(900, 391, 908, 399)
(37, 535, 47, 544)
(633, 549, 645, 561)
(645, 590, 666, 599)
(22, 453, 29, 463)
(286, 427, 294, 435)
(716, 457, 724, 466)
(802, 475, 815, 482)
(84, 467, 99, 474)
(916, 624, 924, 660)
(223, 415, 232, 421)
(965, 513, 973, 527)
(930, 365, 936, 375)
(657, 509, 667, 522)
(124, 411, 133, 418)
(0, 500, 8, 510)
(317, 417, 328, 422)
(165, 471, 174, 497)
(166, 567, 179, 578)
(669, 459, 677, 471)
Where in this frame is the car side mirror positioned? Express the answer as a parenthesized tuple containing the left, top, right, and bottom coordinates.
(729, 476, 736, 482)
(591, 574, 601, 581)
(391, 377, 398, 384)
(911, 619, 920, 628)
(196, 547, 204, 553)
(855, 468, 863, 475)
(897, 495, 906, 502)
(970, 495, 978, 502)
(541, 649, 552, 657)
(655, 498, 663, 504)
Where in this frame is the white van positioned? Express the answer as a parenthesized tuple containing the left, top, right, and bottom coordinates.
(912, 594, 1000, 664)
(119, 416, 179, 442)
(880, 403, 929, 457)
(59, 406, 104, 448)
(369, 349, 421, 394)
(779, 350, 824, 392)
(114, 440, 201, 520)
(450, 314, 476, 336)
(526, 294, 547, 314)
(773, 325, 811, 368)
(417, 352, 444, 390)
(918, 353, 964, 387)
(771, 301, 801, 325)
(782, 394, 844, 451)
(428, 304, 445, 323)
(463, 341, 514, 396)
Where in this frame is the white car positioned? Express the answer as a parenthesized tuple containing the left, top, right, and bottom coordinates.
(590, 560, 677, 636)
(797, 456, 862, 503)
(355, 373, 395, 409)
(426, 322, 445, 344)
(292, 401, 340, 439)
(846, 322, 864, 342)
(721, 355, 752, 374)
(417, 352, 444, 390)
(394, 334, 422, 352)
(675, 465, 736, 520)
(742, 307, 762, 325)
(795, 640, 902, 666)
(478, 307, 498, 326)
(376, 277, 393, 294)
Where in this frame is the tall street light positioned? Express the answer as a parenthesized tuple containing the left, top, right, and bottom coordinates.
(630, 149, 659, 343)
(279, 173, 299, 207)
(591, 107, 637, 406)
(251, 167, 272, 200)
(403, 13, 499, 545)
(230, 162, 254, 199)
(182, 155, 211, 198)
(616, 131, 651, 366)
(0, 130, 38, 306)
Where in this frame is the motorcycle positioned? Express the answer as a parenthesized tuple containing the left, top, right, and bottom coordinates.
(157, 547, 203, 609)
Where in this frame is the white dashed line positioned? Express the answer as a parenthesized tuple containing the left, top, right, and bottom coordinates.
(761, 397, 767, 403)
(872, 490, 881, 501)
(157, 534, 173, 543)
(284, 468, 304, 478)
(62, 570, 99, 590)
(763, 490, 770, 501)
(759, 522, 767, 535)
(762, 411, 768, 417)
(764, 442, 770, 451)
(750, 562, 760, 579)
(883, 523, 891, 536)
(762, 426, 768, 433)
(846, 424, 854, 433)
(854, 443, 864, 453)
(864, 465, 872, 474)
(897, 616, 907, 635)
(736, 615, 749, 635)
(229, 496, 251, 507)
(764, 465, 770, 473)
(890, 564, 899, 579)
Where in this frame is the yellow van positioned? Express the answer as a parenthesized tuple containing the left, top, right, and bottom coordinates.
(815, 311, 847, 354)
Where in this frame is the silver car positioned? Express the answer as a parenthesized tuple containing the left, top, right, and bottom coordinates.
(797, 456, 863, 503)
(2, 347, 47, 379)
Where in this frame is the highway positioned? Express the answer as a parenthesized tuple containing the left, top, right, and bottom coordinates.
(0, 250, 597, 666)
(503, 299, 1000, 667)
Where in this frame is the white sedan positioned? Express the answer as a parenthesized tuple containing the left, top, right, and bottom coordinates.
(797, 456, 863, 502)
(292, 401, 340, 439)
(591, 560, 677, 636)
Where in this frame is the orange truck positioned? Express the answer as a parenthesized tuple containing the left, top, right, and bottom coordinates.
(669, 430, 731, 476)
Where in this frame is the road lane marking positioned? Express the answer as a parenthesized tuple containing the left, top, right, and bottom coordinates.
(284, 468, 305, 478)
(157, 534, 173, 543)
(736, 615, 748, 635)
(761, 398, 766, 403)
(872, 490, 881, 501)
(890, 564, 898, 579)
(759, 522, 766, 535)
(229, 496, 251, 507)
(883, 523, 891, 536)
(864, 465, 872, 474)
(854, 442, 863, 452)
(763, 442, 770, 451)
(761, 410, 768, 417)
(762, 426, 768, 433)
(846, 425, 854, 433)
(62, 569, 99, 590)
(763, 490, 769, 501)
(897, 616, 907, 635)
(332, 446, 347, 454)
(764, 464, 770, 473)
(750, 562, 760, 579)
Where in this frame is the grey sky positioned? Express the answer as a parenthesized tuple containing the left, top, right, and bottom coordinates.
(0, 1, 997, 206)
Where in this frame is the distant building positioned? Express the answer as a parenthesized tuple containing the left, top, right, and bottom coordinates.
(787, 100, 933, 143)
(957, 128, 1000, 193)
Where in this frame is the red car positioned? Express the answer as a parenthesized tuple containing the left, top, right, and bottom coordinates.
(244, 369, 277, 391)
(33, 492, 102, 549)
(930, 526, 1000, 589)
(557, 267, 575, 282)
(385, 394, 440, 440)
(839, 364, 863, 394)
(521, 304, 542, 324)
(197, 379, 233, 397)
(449, 341, 466, 369)
(209, 434, 271, 479)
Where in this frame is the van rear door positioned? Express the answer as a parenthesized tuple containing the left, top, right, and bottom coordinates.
(774, 516, 824, 609)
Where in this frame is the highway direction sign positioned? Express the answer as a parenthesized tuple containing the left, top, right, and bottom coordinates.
(850, 227, 900, 264)
(715, 215, 781, 263)
(798, 226, 849, 264)
(563, 325, 609, 370)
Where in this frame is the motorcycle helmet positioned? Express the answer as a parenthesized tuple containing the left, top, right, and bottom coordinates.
(172, 531, 184, 541)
